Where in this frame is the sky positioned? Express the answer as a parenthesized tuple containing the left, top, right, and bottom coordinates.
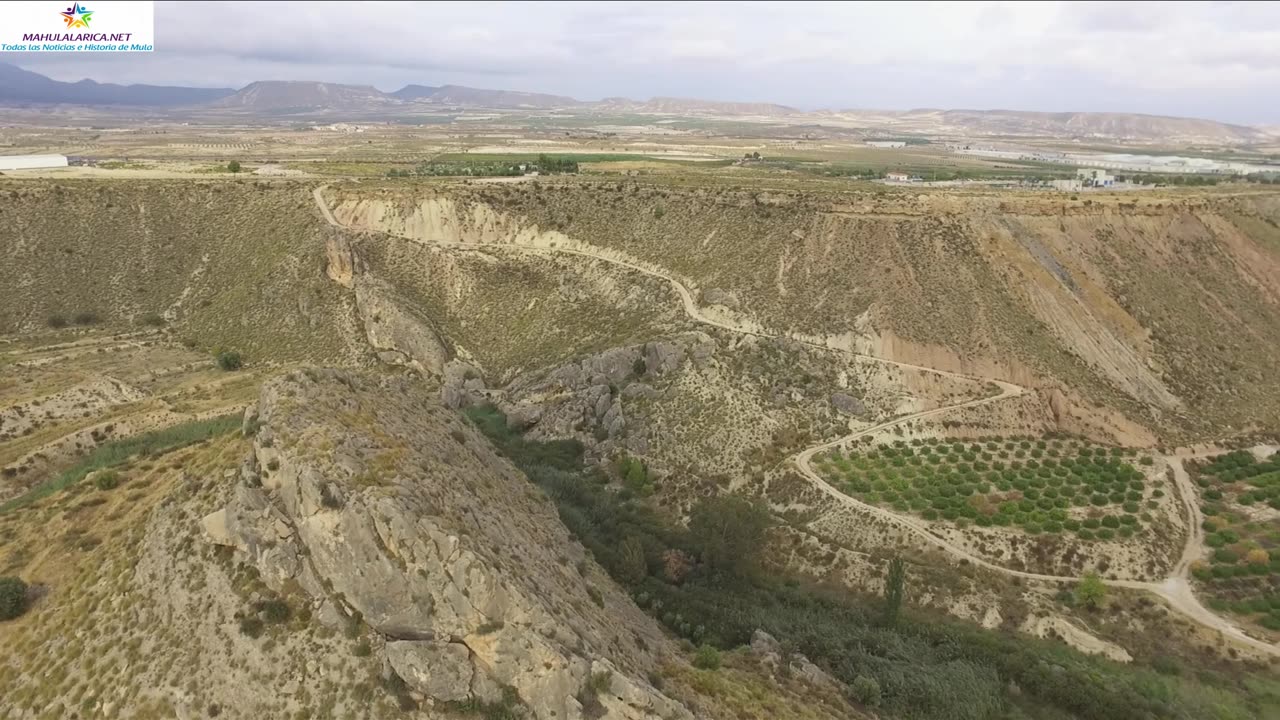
(11, 0, 1280, 124)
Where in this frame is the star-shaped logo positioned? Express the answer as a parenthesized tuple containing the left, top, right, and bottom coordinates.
(60, 2, 93, 29)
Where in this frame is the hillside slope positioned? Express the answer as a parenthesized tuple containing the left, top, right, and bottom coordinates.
(0, 180, 365, 364)
(0, 367, 868, 719)
(328, 182, 1280, 443)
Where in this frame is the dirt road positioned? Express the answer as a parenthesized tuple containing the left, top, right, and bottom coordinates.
(312, 185, 1277, 656)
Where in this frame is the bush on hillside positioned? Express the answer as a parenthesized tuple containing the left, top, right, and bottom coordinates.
(216, 351, 243, 371)
(0, 577, 30, 620)
(852, 675, 882, 706)
(1074, 573, 1107, 609)
(692, 644, 721, 670)
(94, 470, 120, 491)
(46, 314, 67, 328)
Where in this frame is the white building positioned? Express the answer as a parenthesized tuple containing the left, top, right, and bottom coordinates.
(1050, 178, 1083, 192)
(1077, 168, 1115, 187)
(866, 140, 907, 149)
(0, 154, 68, 171)
(885, 172, 911, 182)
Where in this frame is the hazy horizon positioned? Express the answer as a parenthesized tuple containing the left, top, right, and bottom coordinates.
(7, 0, 1280, 125)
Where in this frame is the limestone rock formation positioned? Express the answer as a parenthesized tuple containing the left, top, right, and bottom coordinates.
(499, 332, 715, 458)
(324, 233, 358, 288)
(205, 369, 690, 720)
(749, 629, 845, 690)
(353, 279, 452, 375)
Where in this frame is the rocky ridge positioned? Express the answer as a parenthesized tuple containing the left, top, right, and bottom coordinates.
(203, 368, 690, 720)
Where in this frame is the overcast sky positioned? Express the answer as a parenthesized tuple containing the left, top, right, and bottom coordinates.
(12, 0, 1280, 124)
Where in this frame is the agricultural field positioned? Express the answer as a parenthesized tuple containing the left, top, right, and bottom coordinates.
(1188, 449, 1280, 633)
(815, 435, 1158, 541)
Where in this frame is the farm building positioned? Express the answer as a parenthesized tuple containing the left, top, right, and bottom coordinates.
(885, 171, 911, 182)
(1077, 168, 1115, 187)
(0, 154, 68, 171)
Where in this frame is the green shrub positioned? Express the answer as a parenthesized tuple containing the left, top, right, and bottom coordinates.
(238, 616, 264, 638)
(0, 576, 29, 620)
(93, 470, 120, 491)
(353, 640, 372, 657)
(46, 314, 67, 328)
(72, 312, 100, 325)
(138, 313, 166, 327)
(258, 599, 290, 624)
(692, 644, 721, 670)
(216, 351, 243, 371)
(852, 674, 882, 707)
(1074, 573, 1107, 609)
(228, 160, 241, 173)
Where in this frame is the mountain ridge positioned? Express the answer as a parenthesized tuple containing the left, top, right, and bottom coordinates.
(0, 62, 1268, 141)
(0, 61, 234, 106)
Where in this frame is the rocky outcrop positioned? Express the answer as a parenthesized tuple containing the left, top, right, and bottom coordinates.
(204, 369, 689, 720)
(499, 332, 716, 454)
(353, 279, 452, 375)
(830, 392, 867, 417)
(748, 630, 845, 690)
(385, 640, 483, 702)
(324, 234, 358, 288)
(441, 359, 487, 409)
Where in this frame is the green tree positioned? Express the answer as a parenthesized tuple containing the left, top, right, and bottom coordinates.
(0, 576, 29, 621)
(227, 160, 241, 173)
(624, 458, 648, 491)
(688, 495, 771, 576)
(617, 536, 648, 585)
(1074, 572, 1107, 609)
(882, 556, 907, 627)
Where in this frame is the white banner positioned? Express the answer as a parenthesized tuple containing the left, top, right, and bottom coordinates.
(0, 1, 154, 53)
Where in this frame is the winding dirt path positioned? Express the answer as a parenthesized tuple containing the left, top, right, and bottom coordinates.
(312, 185, 1276, 656)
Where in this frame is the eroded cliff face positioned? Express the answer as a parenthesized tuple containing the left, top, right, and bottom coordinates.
(327, 183, 1280, 442)
(204, 369, 689, 720)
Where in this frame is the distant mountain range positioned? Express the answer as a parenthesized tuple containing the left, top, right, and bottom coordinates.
(208, 81, 396, 112)
(846, 108, 1267, 145)
(0, 62, 233, 106)
(0, 61, 1268, 143)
